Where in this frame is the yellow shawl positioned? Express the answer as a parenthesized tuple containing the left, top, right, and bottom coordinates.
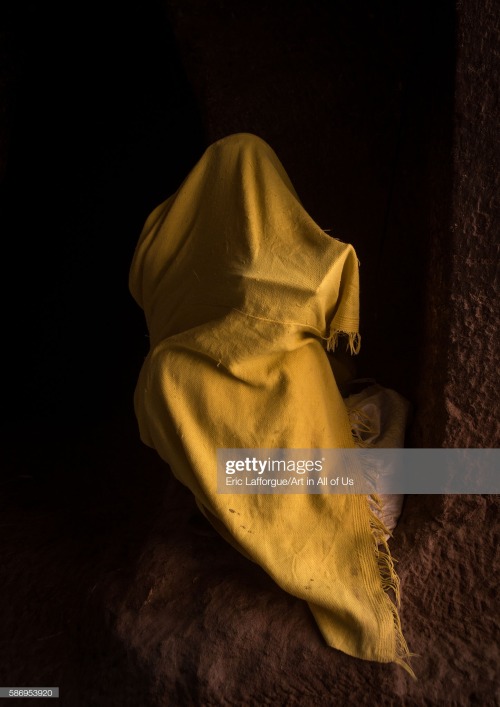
(129, 133, 413, 673)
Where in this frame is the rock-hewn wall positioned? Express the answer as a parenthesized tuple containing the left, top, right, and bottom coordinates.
(411, 0, 499, 448)
(443, 0, 499, 446)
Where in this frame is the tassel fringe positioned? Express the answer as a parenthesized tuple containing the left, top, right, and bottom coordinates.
(347, 406, 376, 448)
(367, 494, 417, 679)
(326, 329, 361, 355)
(336, 340, 414, 675)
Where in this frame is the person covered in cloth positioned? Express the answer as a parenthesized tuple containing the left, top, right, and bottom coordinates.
(129, 133, 414, 675)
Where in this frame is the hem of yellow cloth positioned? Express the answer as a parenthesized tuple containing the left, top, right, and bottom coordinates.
(365, 493, 417, 678)
(342, 382, 417, 680)
(346, 400, 417, 677)
(346, 404, 377, 448)
(326, 329, 361, 355)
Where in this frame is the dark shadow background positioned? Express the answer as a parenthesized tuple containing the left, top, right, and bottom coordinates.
(0, 0, 457, 475)
(1, 1, 205, 470)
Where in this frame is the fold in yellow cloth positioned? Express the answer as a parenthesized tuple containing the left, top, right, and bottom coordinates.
(129, 133, 413, 674)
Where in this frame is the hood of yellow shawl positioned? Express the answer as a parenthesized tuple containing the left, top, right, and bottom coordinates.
(129, 133, 359, 349)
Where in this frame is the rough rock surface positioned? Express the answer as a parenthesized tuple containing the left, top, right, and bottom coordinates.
(441, 0, 499, 447)
(1, 427, 499, 705)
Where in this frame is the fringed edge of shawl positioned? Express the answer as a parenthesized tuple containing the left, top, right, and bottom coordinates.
(346, 398, 416, 676)
(347, 405, 375, 448)
(326, 329, 361, 355)
(367, 494, 418, 679)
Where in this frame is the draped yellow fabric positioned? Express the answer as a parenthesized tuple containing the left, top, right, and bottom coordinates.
(129, 133, 413, 673)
